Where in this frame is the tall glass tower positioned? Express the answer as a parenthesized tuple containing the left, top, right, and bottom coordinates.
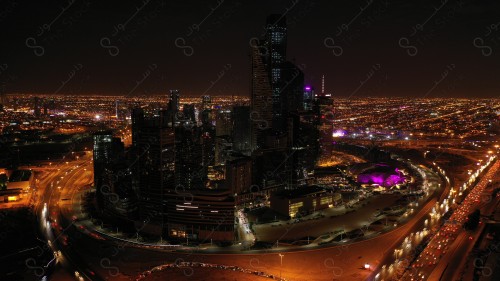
(265, 14, 288, 132)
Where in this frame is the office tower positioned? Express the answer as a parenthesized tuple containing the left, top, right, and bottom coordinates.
(43, 102, 48, 115)
(93, 131, 124, 210)
(281, 61, 304, 115)
(315, 75, 334, 131)
(131, 107, 144, 147)
(215, 109, 232, 137)
(225, 157, 252, 195)
(182, 104, 196, 123)
(250, 43, 273, 150)
(33, 97, 41, 117)
(232, 106, 251, 154)
(250, 14, 305, 147)
(175, 125, 204, 190)
(215, 109, 232, 165)
(303, 86, 314, 111)
(129, 107, 234, 240)
(169, 90, 180, 112)
(266, 14, 288, 132)
(202, 95, 211, 111)
(131, 110, 176, 235)
(201, 121, 215, 178)
(289, 112, 319, 185)
(201, 95, 212, 125)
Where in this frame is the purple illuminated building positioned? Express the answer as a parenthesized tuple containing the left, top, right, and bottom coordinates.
(357, 164, 405, 188)
(303, 86, 314, 111)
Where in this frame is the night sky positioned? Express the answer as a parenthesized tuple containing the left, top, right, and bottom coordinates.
(1, 0, 499, 98)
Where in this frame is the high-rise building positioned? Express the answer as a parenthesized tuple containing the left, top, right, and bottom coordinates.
(175, 125, 204, 190)
(315, 75, 334, 131)
(169, 90, 180, 112)
(43, 102, 48, 115)
(249, 14, 317, 189)
(303, 86, 314, 111)
(93, 131, 125, 210)
(232, 106, 251, 154)
(182, 104, 196, 122)
(202, 95, 211, 111)
(215, 109, 233, 165)
(131, 109, 176, 235)
(266, 14, 288, 132)
(33, 97, 41, 117)
(131, 107, 144, 147)
(225, 157, 252, 195)
(129, 107, 234, 240)
(250, 44, 273, 150)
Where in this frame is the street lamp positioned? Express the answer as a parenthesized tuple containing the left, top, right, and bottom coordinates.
(279, 253, 284, 279)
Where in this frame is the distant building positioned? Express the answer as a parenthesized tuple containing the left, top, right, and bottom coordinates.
(303, 86, 314, 111)
(169, 90, 180, 113)
(182, 104, 196, 122)
(315, 75, 334, 131)
(6, 169, 34, 190)
(270, 186, 342, 218)
(1, 169, 34, 202)
(34, 97, 42, 117)
(215, 109, 232, 165)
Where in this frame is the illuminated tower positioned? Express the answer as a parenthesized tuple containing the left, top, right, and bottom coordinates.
(266, 14, 288, 132)
(321, 75, 325, 94)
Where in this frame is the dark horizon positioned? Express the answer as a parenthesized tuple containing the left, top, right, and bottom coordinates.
(1, 0, 500, 98)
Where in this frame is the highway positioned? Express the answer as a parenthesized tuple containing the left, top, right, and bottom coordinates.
(402, 157, 498, 280)
(29, 154, 96, 281)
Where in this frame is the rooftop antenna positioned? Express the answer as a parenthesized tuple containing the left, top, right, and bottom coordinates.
(321, 75, 325, 94)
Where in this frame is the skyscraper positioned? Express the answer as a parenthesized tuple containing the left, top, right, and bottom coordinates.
(33, 97, 41, 118)
(315, 75, 334, 131)
(169, 90, 180, 112)
(182, 104, 196, 123)
(93, 131, 124, 210)
(303, 86, 314, 111)
(131, 109, 176, 235)
(250, 44, 273, 150)
(249, 14, 316, 189)
(266, 14, 288, 132)
(232, 106, 251, 154)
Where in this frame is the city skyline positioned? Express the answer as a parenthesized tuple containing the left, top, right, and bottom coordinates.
(1, 1, 500, 281)
(1, 0, 499, 98)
